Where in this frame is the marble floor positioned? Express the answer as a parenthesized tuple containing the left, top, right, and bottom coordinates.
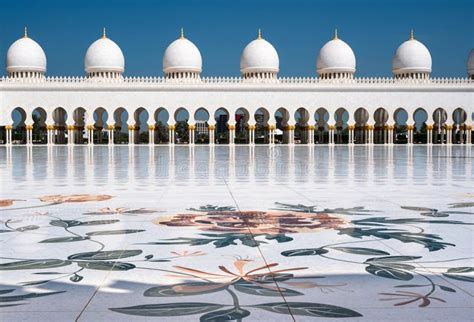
(0, 145, 473, 321)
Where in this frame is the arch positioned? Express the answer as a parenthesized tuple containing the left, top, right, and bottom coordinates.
(214, 107, 230, 144)
(433, 108, 448, 144)
(295, 107, 309, 144)
(32, 107, 47, 144)
(114, 107, 129, 144)
(134, 107, 150, 144)
(354, 107, 369, 144)
(194, 108, 210, 144)
(11, 107, 27, 144)
(175, 107, 190, 144)
(413, 108, 428, 144)
(334, 107, 349, 144)
(52, 107, 68, 144)
(255, 107, 270, 144)
(72, 107, 86, 144)
(393, 108, 409, 144)
(93, 107, 109, 144)
(275, 107, 290, 144)
(315, 107, 329, 144)
(235, 107, 250, 144)
(452, 108, 467, 144)
(154, 107, 169, 144)
(373, 108, 389, 144)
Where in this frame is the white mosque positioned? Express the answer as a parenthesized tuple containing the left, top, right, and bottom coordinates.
(0, 27, 473, 145)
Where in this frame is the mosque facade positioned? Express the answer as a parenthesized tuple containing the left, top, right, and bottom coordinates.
(0, 28, 473, 145)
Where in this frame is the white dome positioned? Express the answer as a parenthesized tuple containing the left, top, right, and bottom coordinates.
(240, 32, 279, 75)
(84, 31, 125, 74)
(317, 34, 356, 75)
(467, 49, 474, 77)
(163, 32, 202, 74)
(392, 32, 432, 75)
(6, 32, 47, 74)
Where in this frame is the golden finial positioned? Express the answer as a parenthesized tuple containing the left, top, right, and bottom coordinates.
(102, 27, 107, 39)
(180, 27, 185, 39)
(258, 28, 262, 40)
(24, 26, 28, 38)
(409, 29, 414, 40)
(334, 28, 338, 40)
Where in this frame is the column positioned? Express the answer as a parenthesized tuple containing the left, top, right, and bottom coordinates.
(26, 124, 33, 145)
(148, 125, 155, 145)
(248, 124, 255, 145)
(188, 124, 195, 145)
(86, 125, 94, 145)
(466, 125, 472, 144)
(307, 125, 315, 145)
(168, 124, 175, 145)
(406, 125, 414, 144)
(347, 125, 354, 145)
(128, 125, 135, 145)
(287, 124, 295, 144)
(388, 125, 394, 144)
(228, 124, 235, 145)
(446, 124, 453, 145)
(5, 125, 12, 145)
(67, 125, 75, 145)
(107, 125, 114, 145)
(208, 124, 215, 145)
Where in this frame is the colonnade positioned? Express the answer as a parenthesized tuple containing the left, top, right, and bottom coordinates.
(2, 106, 472, 146)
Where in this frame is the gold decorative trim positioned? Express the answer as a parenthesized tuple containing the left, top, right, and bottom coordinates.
(5, 125, 13, 130)
(148, 125, 156, 131)
(406, 125, 415, 131)
(86, 125, 95, 131)
(127, 125, 135, 131)
(25, 125, 34, 130)
(168, 125, 176, 130)
(328, 125, 335, 130)
(208, 125, 215, 130)
(426, 125, 434, 130)
(228, 125, 236, 130)
(107, 125, 115, 130)
(67, 125, 75, 131)
(188, 125, 196, 131)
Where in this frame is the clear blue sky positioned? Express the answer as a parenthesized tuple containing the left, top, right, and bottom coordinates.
(1, 0, 473, 77)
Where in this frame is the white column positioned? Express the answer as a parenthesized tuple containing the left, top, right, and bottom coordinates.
(208, 124, 215, 145)
(5, 125, 12, 145)
(148, 125, 155, 145)
(168, 124, 175, 145)
(268, 124, 275, 145)
(67, 125, 75, 145)
(189, 124, 195, 145)
(228, 124, 235, 145)
(248, 125, 255, 145)
(25, 124, 33, 145)
(446, 125, 453, 145)
(128, 124, 134, 145)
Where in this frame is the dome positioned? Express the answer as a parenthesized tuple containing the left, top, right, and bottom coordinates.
(163, 29, 202, 76)
(316, 30, 356, 78)
(84, 29, 125, 76)
(6, 28, 47, 76)
(392, 31, 432, 77)
(240, 30, 279, 77)
(467, 49, 474, 78)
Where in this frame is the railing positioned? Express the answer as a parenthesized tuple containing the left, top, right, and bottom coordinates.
(0, 75, 472, 86)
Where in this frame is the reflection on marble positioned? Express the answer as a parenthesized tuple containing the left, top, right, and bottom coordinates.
(0, 145, 472, 321)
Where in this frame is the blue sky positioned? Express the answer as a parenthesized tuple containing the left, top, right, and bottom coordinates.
(1, 0, 473, 77)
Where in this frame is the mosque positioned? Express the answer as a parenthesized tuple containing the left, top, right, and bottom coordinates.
(0, 27, 472, 145)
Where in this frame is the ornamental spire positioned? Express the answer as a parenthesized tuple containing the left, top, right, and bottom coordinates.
(24, 26, 28, 38)
(258, 28, 262, 40)
(409, 29, 414, 40)
(180, 27, 185, 39)
(102, 27, 107, 39)
(334, 28, 338, 40)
